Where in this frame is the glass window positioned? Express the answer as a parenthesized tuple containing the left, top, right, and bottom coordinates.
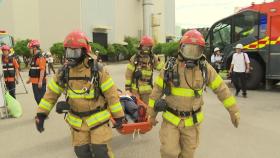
(212, 20, 231, 51)
(259, 14, 267, 38)
(204, 34, 211, 59)
(233, 11, 259, 41)
(0, 35, 13, 47)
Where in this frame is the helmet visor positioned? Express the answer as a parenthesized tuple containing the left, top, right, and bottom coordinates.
(180, 44, 203, 60)
(65, 48, 82, 59)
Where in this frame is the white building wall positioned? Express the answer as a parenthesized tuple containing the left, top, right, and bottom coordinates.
(164, 0, 175, 37)
(0, 0, 15, 35)
(1, 0, 175, 49)
(81, 0, 115, 43)
(13, 0, 40, 41)
(114, 0, 143, 43)
(38, 0, 81, 50)
(0, 0, 41, 41)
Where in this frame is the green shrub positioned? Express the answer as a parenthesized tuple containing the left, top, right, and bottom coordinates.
(50, 42, 64, 63)
(124, 36, 139, 57)
(158, 42, 179, 57)
(152, 43, 163, 54)
(107, 44, 116, 57)
(89, 42, 107, 55)
(113, 44, 128, 57)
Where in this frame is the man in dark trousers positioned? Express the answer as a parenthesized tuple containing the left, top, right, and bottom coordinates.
(47, 54, 55, 75)
(229, 43, 250, 98)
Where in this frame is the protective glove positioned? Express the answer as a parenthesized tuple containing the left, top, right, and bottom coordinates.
(229, 111, 240, 128)
(154, 99, 168, 112)
(113, 117, 126, 129)
(148, 116, 158, 126)
(35, 113, 47, 133)
(56, 101, 70, 114)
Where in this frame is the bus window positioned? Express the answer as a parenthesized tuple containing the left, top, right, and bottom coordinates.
(212, 20, 231, 51)
(0, 34, 13, 47)
(259, 14, 267, 39)
(234, 11, 259, 42)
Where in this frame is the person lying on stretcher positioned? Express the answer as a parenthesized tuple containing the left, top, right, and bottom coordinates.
(117, 89, 139, 122)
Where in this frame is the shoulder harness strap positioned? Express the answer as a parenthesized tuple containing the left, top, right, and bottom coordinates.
(90, 59, 105, 99)
(162, 57, 177, 96)
(198, 57, 208, 90)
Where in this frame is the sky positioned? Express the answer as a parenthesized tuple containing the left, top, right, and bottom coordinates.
(175, 0, 274, 29)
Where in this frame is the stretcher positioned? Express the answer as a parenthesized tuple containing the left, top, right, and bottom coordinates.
(112, 96, 152, 135)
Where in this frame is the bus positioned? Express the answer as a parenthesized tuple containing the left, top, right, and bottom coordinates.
(205, 1, 280, 89)
(0, 30, 15, 52)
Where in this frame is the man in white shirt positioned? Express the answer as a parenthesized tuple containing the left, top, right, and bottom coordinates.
(229, 44, 250, 98)
(47, 54, 55, 75)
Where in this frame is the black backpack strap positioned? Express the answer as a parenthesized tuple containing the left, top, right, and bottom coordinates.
(162, 57, 177, 96)
(90, 59, 105, 99)
(132, 54, 141, 93)
(198, 57, 208, 90)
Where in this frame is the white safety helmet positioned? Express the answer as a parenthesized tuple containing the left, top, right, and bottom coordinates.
(214, 47, 220, 52)
(234, 43, 243, 49)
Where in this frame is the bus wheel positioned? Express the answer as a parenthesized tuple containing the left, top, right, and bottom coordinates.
(246, 58, 264, 89)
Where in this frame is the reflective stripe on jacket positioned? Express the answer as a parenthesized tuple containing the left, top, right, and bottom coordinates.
(37, 60, 124, 131)
(148, 60, 238, 127)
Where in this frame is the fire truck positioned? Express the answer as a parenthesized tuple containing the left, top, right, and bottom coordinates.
(205, 1, 280, 89)
(0, 30, 14, 53)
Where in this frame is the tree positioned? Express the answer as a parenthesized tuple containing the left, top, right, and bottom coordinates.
(152, 43, 163, 54)
(124, 36, 139, 58)
(89, 42, 107, 55)
(107, 44, 117, 61)
(106, 44, 128, 61)
(50, 42, 64, 64)
(113, 44, 128, 60)
(107, 44, 116, 57)
(14, 39, 30, 57)
(161, 42, 179, 57)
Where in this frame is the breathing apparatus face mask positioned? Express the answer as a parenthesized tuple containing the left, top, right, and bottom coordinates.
(65, 48, 86, 67)
(140, 46, 152, 55)
(179, 44, 203, 69)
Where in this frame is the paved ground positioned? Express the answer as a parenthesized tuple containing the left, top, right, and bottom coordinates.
(0, 63, 280, 158)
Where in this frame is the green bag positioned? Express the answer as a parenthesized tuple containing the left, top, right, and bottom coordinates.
(5, 92, 22, 118)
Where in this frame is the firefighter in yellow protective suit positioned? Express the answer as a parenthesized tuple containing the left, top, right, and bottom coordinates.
(125, 36, 164, 104)
(147, 30, 240, 158)
(35, 31, 125, 158)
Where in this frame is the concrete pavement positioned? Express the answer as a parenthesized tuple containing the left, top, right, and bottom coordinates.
(0, 63, 280, 158)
